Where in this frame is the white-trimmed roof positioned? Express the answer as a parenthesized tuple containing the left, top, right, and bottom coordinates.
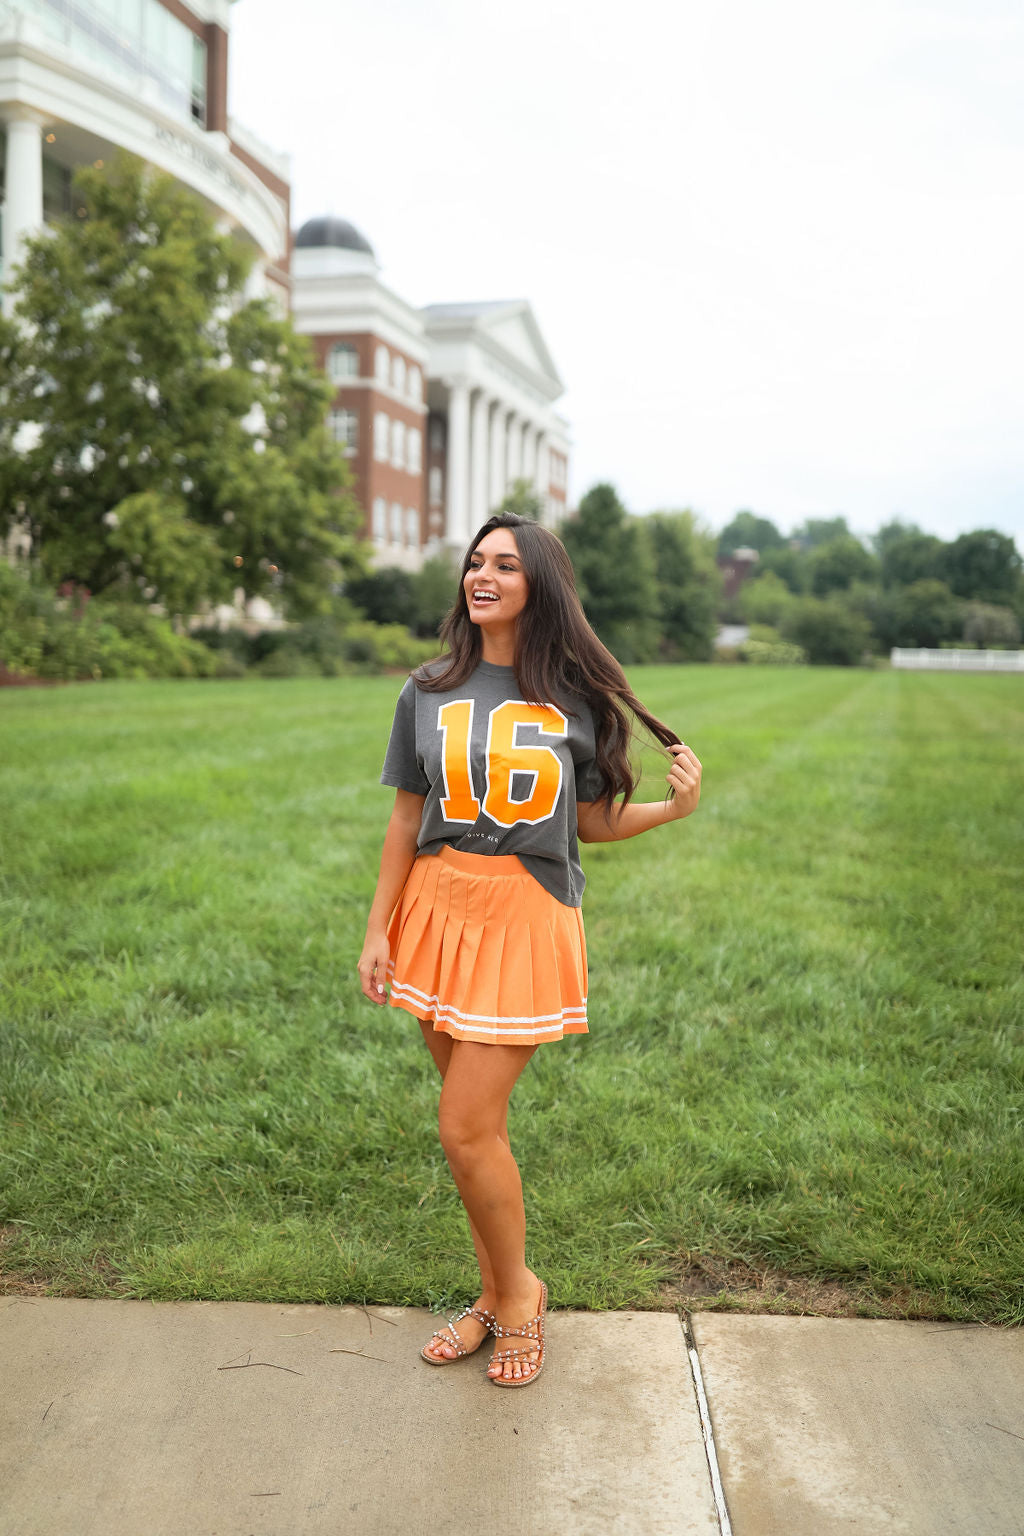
(422, 299, 564, 398)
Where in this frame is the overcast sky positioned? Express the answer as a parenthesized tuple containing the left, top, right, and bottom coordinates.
(229, 0, 1023, 547)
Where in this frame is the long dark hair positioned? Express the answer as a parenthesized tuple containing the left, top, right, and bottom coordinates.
(414, 513, 681, 814)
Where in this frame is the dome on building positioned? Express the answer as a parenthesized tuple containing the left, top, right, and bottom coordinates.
(294, 216, 375, 256)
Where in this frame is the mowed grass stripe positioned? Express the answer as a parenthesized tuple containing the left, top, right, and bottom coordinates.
(1, 669, 1021, 1321)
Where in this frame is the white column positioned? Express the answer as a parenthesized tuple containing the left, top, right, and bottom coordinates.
(535, 432, 549, 522)
(2, 111, 46, 319)
(505, 411, 521, 486)
(522, 424, 538, 489)
(489, 403, 508, 509)
(469, 389, 490, 531)
(244, 257, 268, 302)
(445, 379, 471, 552)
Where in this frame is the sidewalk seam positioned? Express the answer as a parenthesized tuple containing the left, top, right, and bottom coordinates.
(681, 1313, 733, 1536)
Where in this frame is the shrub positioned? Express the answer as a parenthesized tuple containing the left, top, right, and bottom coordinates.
(250, 646, 324, 679)
(0, 565, 219, 680)
(738, 625, 807, 665)
(341, 621, 435, 672)
(780, 595, 873, 666)
(738, 571, 796, 627)
(345, 568, 417, 628)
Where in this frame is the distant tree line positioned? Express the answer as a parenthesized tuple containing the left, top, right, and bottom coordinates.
(345, 486, 1024, 668)
(717, 509, 1023, 664)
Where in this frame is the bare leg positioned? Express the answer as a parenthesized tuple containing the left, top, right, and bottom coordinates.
(418, 1022, 510, 1361)
(437, 1040, 544, 1381)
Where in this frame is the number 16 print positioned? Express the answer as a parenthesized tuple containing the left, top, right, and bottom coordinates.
(438, 699, 567, 827)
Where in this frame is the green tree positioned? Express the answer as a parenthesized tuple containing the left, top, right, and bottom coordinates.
(779, 594, 873, 665)
(642, 509, 721, 661)
(0, 152, 365, 619)
(791, 516, 850, 550)
(758, 544, 810, 594)
(877, 528, 944, 588)
(961, 601, 1021, 649)
(495, 478, 546, 522)
(869, 579, 962, 650)
(411, 553, 458, 638)
(717, 510, 786, 555)
(561, 483, 660, 662)
(939, 530, 1022, 606)
(738, 570, 796, 627)
(808, 535, 880, 596)
(346, 566, 417, 628)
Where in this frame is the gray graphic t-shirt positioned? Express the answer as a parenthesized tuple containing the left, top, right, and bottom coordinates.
(380, 660, 607, 907)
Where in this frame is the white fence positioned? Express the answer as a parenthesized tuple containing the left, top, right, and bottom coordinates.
(891, 648, 1024, 672)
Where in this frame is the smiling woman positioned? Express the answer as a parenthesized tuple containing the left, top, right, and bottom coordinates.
(463, 530, 530, 644)
(357, 511, 703, 1388)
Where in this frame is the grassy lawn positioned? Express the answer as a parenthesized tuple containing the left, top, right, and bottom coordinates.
(1, 667, 1021, 1323)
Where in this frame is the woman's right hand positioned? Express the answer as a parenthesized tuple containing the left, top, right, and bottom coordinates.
(358, 928, 391, 1005)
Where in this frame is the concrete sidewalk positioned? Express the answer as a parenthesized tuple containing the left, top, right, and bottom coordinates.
(1, 1299, 1022, 1536)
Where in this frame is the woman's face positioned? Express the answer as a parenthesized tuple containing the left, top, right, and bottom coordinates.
(464, 529, 529, 629)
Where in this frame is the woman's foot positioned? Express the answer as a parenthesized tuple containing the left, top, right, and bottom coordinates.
(487, 1274, 546, 1383)
(422, 1297, 496, 1363)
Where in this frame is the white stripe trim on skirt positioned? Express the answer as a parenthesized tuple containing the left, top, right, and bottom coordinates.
(388, 971, 588, 1033)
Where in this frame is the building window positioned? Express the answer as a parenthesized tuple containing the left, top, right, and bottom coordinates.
(408, 365, 422, 402)
(429, 417, 445, 452)
(429, 466, 443, 507)
(17, 1, 205, 131)
(375, 345, 390, 384)
(407, 427, 422, 475)
(42, 157, 73, 221)
(390, 502, 403, 544)
(405, 508, 419, 547)
(328, 409, 358, 454)
(328, 343, 359, 383)
(390, 419, 405, 469)
(391, 354, 406, 395)
(372, 497, 386, 541)
(374, 412, 389, 462)
(191, 34, 207, 126)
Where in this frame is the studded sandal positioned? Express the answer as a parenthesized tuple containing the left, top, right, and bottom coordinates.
(421, 1305, 497, 1365)
(487, 1280, 548, 1388)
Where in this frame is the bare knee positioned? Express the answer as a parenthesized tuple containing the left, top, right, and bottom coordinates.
(438, 1103, 500, 1171)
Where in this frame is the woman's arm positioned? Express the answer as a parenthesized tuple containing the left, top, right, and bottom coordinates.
(357, 788, 425, 1004)
(577, 742, 702, 844)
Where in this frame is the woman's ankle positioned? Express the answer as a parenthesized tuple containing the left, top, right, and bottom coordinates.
(493, 1269, 538, 1310)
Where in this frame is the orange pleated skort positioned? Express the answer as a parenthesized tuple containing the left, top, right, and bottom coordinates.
(386, 846, 588, 1046)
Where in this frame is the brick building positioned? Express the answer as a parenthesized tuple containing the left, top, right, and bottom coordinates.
(1, 4, 572, 579)
(291, 216, 571, 570)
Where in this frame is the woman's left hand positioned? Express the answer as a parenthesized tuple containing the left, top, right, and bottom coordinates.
(665, 742, 702, 820)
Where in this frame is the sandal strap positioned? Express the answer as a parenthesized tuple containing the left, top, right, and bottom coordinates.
(493, 1323, 540, 1341)
(429, 1320, 466, 1355)
(490, 1345, 540, 1363)
(428, 1304, 496, 1356)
